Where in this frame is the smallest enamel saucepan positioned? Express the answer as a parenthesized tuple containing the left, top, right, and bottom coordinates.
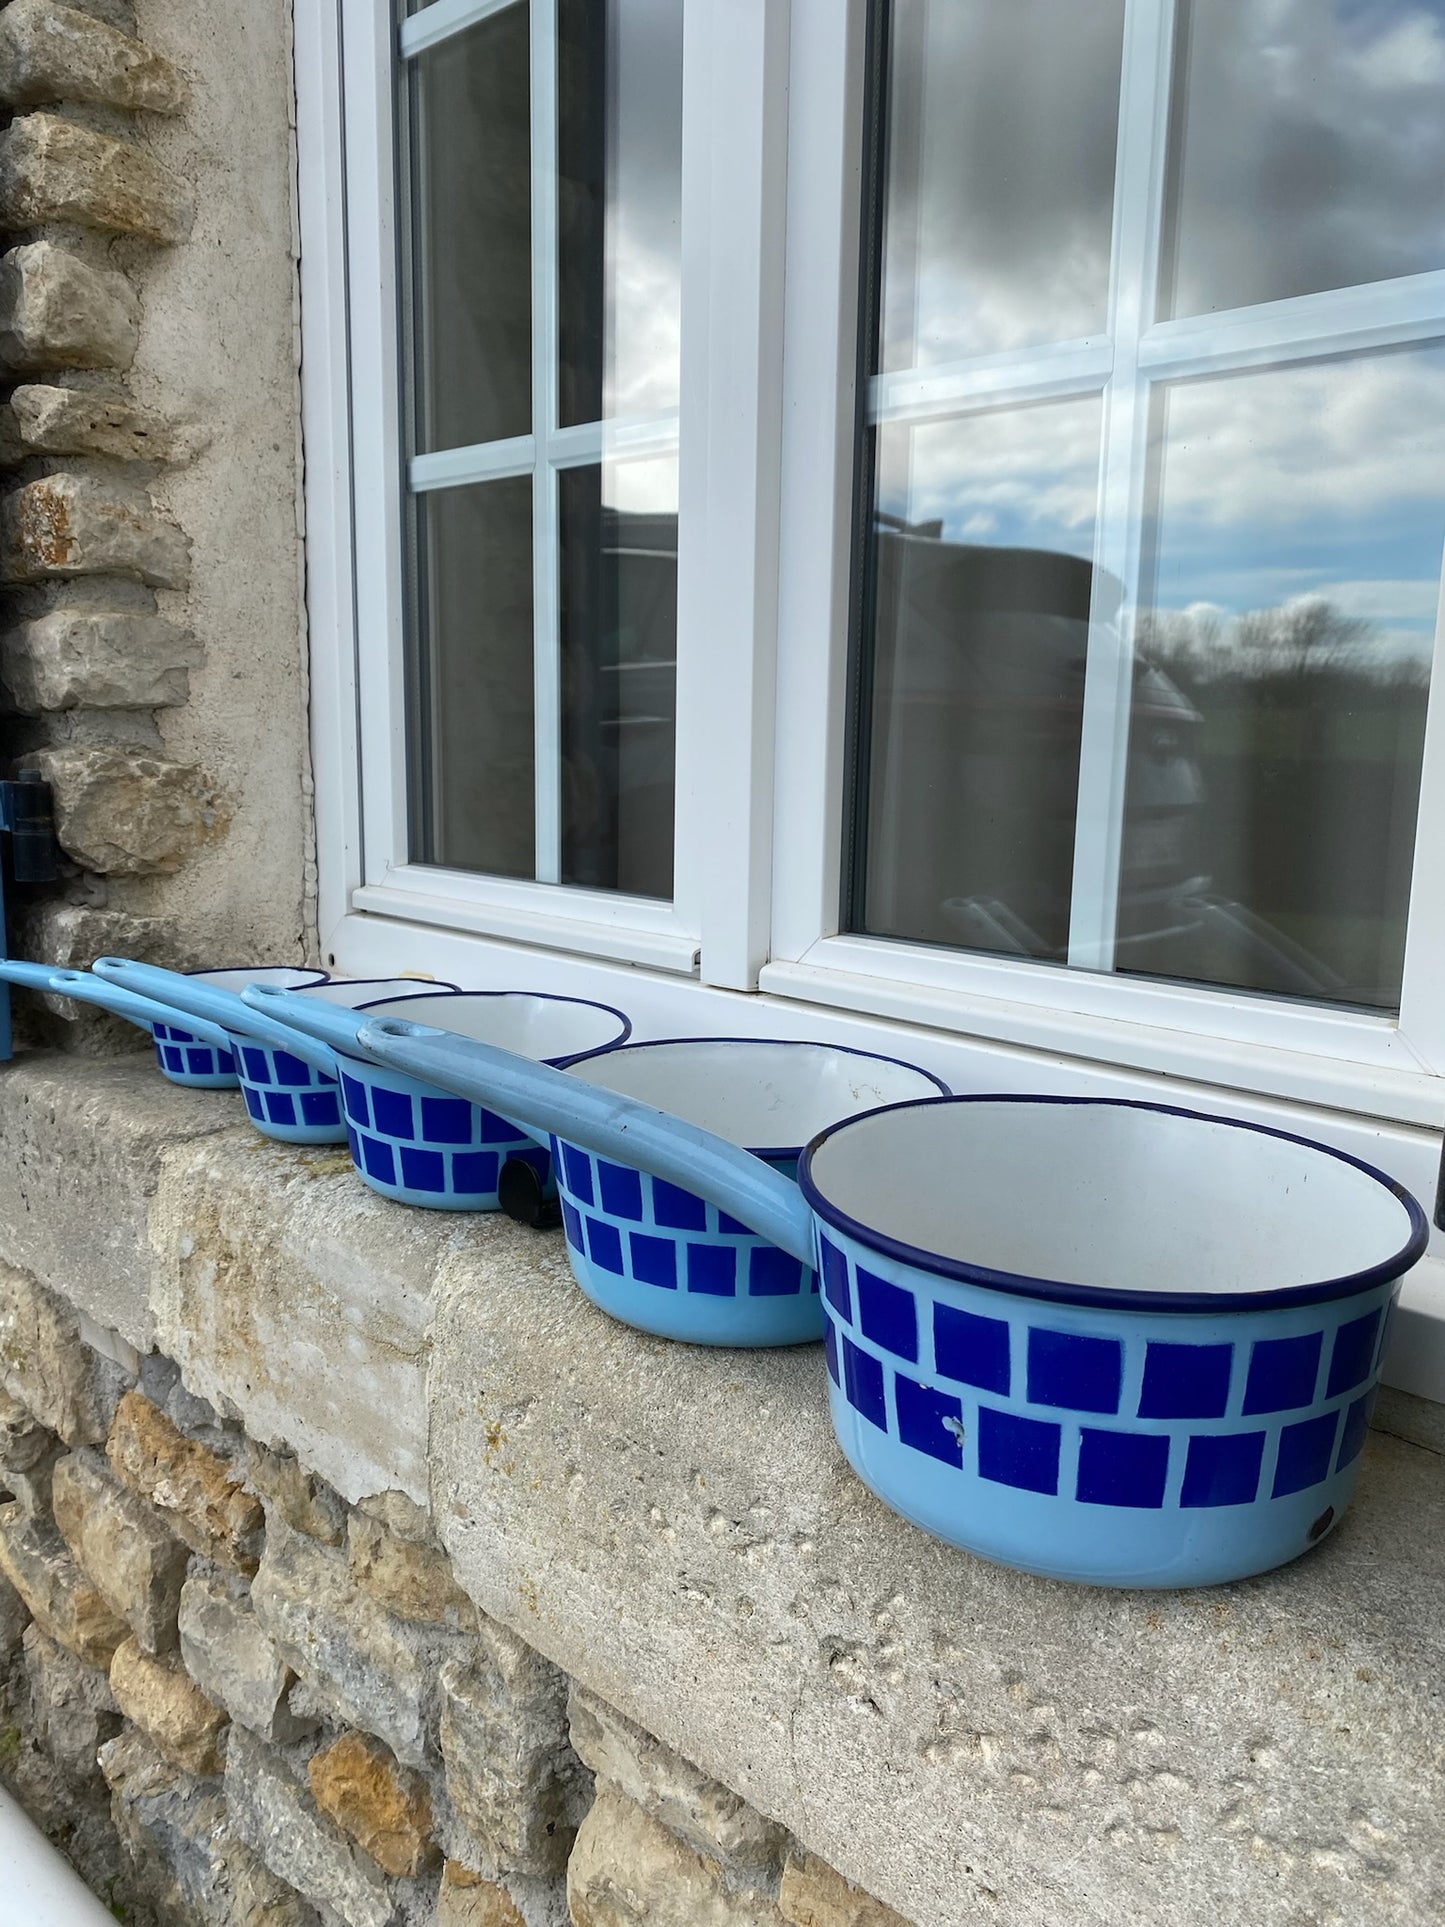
(355, 1015, 1427, 1589)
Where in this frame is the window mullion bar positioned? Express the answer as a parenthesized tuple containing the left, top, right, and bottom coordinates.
(530, 0, 562, 886)
(410, 434, 536, 492)
(1065, 0, 1177, 973)
(399, 0, 521, 60)
(870, 338, 1114, 426)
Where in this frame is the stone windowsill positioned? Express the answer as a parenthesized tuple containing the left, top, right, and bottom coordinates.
(0, 1051, 1441, 1927)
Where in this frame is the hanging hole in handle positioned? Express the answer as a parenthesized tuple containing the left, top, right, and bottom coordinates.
(498, 1157, 562, 1231)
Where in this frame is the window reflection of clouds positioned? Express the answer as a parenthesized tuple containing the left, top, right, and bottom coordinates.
(1162, 0, 1445, 317)
(879, 0, 1125, 367)
(1145, 347, 1445, 662)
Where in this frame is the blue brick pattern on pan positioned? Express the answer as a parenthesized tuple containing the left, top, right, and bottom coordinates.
(1242, 1332, 1321, 1413)
(1138, 1341, 1232, 1419)
(1076, 1428, 1170, 1508)
(749, 1246, 807, 1296)
(824, 1319, 841, 1387)
(652, 1178, 706, 1231)
(1326, 1309, 1381, 1399)
(977, 1406, 1060, 1494)
(895, 1373, 963, 1467)
(420, 1096, 471, 1143)
(598, 1161, 644, 1221)
(152, 1025, 236, 1081)
(1272, 1411, 1340, 1496)
(1180, 1431, 1266, 1508)
(855, 1267, 918, 1360)
(585, 1215, 625, 1274)
(687, 1244, 737, 1296)
(818, 1239, 852, 1321)
(630, 1233, 677, 1290)
(341, 1073, 371, 1128)
(1027, 1329, 1122, 1413)
(1334, 1392, 1373, 1471)
(334, 1071, 539, 1200)
(842, 1335, 887, 1430)
(933, 1304, 1010, 1394)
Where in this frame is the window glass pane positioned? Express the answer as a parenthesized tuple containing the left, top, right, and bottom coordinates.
(557, 0, 683, 425)
(410, 478, 535, 877)
(1122, 347, 1444, 1009)
(1160, 0, 1445, 320)
(877, 0, 1125, 370)
(559, 454, 677, 898)
(407, 4, 531, 453)
(851, 399, 1103, 953)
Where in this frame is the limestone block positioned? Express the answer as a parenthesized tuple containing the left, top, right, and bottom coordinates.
(0, 241, 139, 372)
(569, 1686, 785, 1878)
(0, 1258, 128, 1446)
(0, 1500, 127, 1665)
(435, 1862, 526, 1927)
(225, 1726, 402, 1927)
(355, 1488, 434, 1545)
(1, 1434, 65, 1520)
(567, 1786, 786, 1927)
(1, 471, 190, 587)
(778, 1855, 912, 1927)
(34, 740, 224, 875)
(348, 1513, 477, 1630)
(0, 112, 192, 243)
(51, 1448, 189, 1654)
(3, 608, 200, 712)
(110, 1635, 228, 1776)
(0, 1568, 28, 1657)
(307, 1730, 439, 1880)
(101, 1725, 321, 1927)
(439, 1640, 585, 1878)
(0, 1383, 59, 1472)
(251, 1518, 469, 1769)
(178, 1567, 316, 1746)
(22, 1620, 120, 1781)
(246, 1438, 348, 1547)
(0, 399, 24, 466)
(0, 2, 187, 114)
(9, 382, 201, 464)
(107, 1391, 263, 1573)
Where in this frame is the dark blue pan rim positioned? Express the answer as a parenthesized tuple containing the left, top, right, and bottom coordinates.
(333, 987, 632, 1072)
(797, 1092, 1429, 1312)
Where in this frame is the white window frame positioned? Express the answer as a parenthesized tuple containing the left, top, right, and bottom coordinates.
(297, 0, 1445, 1403)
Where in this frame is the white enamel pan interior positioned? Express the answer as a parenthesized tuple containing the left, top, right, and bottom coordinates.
(563, 1039, 947, 1156)
(352, 992, 628, 1064)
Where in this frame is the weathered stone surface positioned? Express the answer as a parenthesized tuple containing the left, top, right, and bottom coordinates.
(52, 1448, 189, 1653)
(246, 1439, 348, 1547)
(3, 608, 200, 712)
(178, 1567, 316, 1746)
(0, 1567, 28, 1656)
(0, 1434, 65, 1520)
(0, 2, 188, 114)
(0, 240, 139, 372)
(0, 112, 192, 242)
(778, 1855, 911, 1927)
(0, 1500, 127, 1665)
(0, 1057, 230, 1353)
(569, 1686, 784, 1878)
(0, 1259, 127, 1446)
(23, 1620, 120, 1780)
(107, 1391, 263, 1572)
(225, 1726, 401, 1927)
(9, 382, 201, 464)
(568, 1786, 785, 1927)
(308, 1730, 438, 1880)
(0, 1384, 56, 1470)
(435, 1862, 526, 1927)
(110, 1635, 228, 1776)
(33, 741, 224, 876)
(439, 1634, 586, 1878)
(102, 1724, 320, 1927)
(348, 1512, 476, 1630)
(1, 471, 190, 586)
(251, 1519, 467, 1769)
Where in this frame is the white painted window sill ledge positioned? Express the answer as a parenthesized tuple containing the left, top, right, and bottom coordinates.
(0, 1052, 1441, 1927)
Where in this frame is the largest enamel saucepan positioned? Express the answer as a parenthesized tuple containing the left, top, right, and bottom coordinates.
(355, 1015, 1427, 1587)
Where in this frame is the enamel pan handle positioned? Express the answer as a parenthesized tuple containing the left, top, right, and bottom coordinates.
(359, 1017, 818, 1269)
(0, 960, 233, 1052)
(92, 958, 339, 1079)
(240, 982, 375, 1058)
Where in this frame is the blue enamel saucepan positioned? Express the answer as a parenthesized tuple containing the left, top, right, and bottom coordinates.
(91, 959, 455, 1140)
(494, 1036, 947, 1346)
(234, 981, 632, 1211)
(0, 959, 243, 1084)
(356, 1013, 1427, 1588)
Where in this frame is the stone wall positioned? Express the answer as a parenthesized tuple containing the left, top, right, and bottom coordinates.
(0, 1257, 910, 1927)
(0, 0, 313, 1049)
